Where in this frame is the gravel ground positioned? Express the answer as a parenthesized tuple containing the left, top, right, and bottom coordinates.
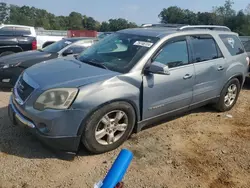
(0, 84, 250, 188)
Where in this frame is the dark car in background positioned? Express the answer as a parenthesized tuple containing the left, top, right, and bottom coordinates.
(0, 24, 37, 57)
(0, 37, 98, 88)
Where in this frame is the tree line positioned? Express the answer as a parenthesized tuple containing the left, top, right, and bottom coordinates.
(0, 0, 250, 35)
(0, 3, 138, 31)
(159, 0, 250, 35)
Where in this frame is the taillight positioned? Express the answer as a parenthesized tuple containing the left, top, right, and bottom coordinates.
(32, 40, 37, 50)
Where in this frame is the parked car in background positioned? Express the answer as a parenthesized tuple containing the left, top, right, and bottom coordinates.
(0, 24, 66, 56)
(0, 37, 97, 87)
(98, 32, 114, 40)
(8, 25, 249, 155)
(0, 24, 37, 56)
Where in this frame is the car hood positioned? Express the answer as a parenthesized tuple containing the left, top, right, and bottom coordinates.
(0, 50, 52, 66)
(25, 58, 120, 89)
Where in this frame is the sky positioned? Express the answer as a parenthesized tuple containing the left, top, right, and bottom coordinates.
(3, 0, 250, 24)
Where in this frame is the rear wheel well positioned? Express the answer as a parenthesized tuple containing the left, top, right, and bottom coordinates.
(233, 75, 244, 87)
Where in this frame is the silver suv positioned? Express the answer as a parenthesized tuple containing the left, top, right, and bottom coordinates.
(8, 24, 249, 154)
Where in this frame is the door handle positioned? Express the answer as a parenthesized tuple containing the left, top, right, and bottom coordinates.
(183, 74, 193, 80)
(217, 66, 224, 71)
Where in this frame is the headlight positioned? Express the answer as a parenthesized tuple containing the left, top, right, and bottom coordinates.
(3, 64, 10, 69)
(1, 62, 21, 69)
(34, 88, 78, 111)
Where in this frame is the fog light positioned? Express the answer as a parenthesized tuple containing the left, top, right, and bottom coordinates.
(2, 79, 10, 83)
(37, 123, 49, 133)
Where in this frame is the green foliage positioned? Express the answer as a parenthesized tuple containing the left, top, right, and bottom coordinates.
(0, 3, 138, 32)
(1, 0, 250, 35)
(159, 0, 250, 35)
(0, 3, 9, 24)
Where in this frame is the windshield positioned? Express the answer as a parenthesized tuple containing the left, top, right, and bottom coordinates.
(42, 39, 73, 53)
(98, 33, 112, 40)
(78, 33, 159, 73)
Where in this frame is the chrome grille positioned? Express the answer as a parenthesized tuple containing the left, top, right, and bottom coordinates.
(16, 76, 34, 102)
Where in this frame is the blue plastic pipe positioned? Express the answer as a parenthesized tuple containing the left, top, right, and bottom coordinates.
(101, 149, 133, 188)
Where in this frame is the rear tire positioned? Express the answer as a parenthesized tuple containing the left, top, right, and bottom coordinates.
(82, 102, 136, 154)
(215, 78, 240, 112)
(0, 51, 14, 57)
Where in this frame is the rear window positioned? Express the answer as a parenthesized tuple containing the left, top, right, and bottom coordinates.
(15, 27, 31, 36)
(219, 34, 245, 56)
(0, 27, 15, 35)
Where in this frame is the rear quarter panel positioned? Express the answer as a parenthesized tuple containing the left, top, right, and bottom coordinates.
(213, 33, 248, 84)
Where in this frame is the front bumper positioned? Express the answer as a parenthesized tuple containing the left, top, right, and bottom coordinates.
(0, 67, 22, 88)
(8, 96, 81, 152)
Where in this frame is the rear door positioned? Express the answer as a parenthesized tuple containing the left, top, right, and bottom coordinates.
(189, 34, 226, 105)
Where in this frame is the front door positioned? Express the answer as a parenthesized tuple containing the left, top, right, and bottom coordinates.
(142, 36, 195, 120)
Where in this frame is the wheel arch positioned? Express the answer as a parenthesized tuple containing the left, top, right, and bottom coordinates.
(77, 99, 139, 136)
(228, 74, 244, 88)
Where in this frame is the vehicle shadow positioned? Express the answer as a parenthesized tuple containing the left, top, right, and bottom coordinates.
(243, 78, 250, 89)
(0, 87, 12, 92)
(140, 104, 217, 132)
(0, 105, 91, 161)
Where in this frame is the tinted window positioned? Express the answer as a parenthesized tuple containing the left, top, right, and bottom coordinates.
(190, 35, 221, 63)
(0, 27, 14, 35)
(78, 40, 95, 48)
(66, 45, 86, 54)
(219, 34, 245, 56)
(15, 27, 31, 36)
(42, 39, 73, 53)
(154, 39, 189, 68)
(242, 40, 250, 52)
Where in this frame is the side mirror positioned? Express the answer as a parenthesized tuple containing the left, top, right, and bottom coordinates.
(62, 49, 74, 56)
(145, 61, 170, 75)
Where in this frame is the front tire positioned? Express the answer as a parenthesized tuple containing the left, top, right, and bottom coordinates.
(215, 78, 240, 112)
(82, 102, 136, 154)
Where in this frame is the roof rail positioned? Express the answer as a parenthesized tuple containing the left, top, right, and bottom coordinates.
(141, 23, 185, 28)
(178, 25, 231, 31)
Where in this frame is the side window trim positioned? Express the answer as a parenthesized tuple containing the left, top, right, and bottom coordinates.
(151, 36, 192, 68)
(188, 34, 223, 64)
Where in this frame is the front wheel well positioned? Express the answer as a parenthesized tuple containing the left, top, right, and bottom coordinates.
(77, 99, 139, 136)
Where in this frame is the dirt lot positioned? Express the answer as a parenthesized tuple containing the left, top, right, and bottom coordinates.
(0, 84, 250, 188)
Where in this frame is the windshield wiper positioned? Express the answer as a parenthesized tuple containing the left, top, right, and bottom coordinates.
(79, 58, 109, 70)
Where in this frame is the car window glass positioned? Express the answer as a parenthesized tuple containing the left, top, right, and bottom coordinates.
(0, 27, 14, 35)
(97, 39, 129, 53)
(79, 41, 94, 48)
(154, 39, 189, 68)
(65, 45, 86, 54)
(42, 39, 73, 53)
(14, 27, 31, 36)
(242, 40, 250, 52)
(219, 34, 245, 56)
(78, 33, 159, 73)
(190, 35, 220, 63)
